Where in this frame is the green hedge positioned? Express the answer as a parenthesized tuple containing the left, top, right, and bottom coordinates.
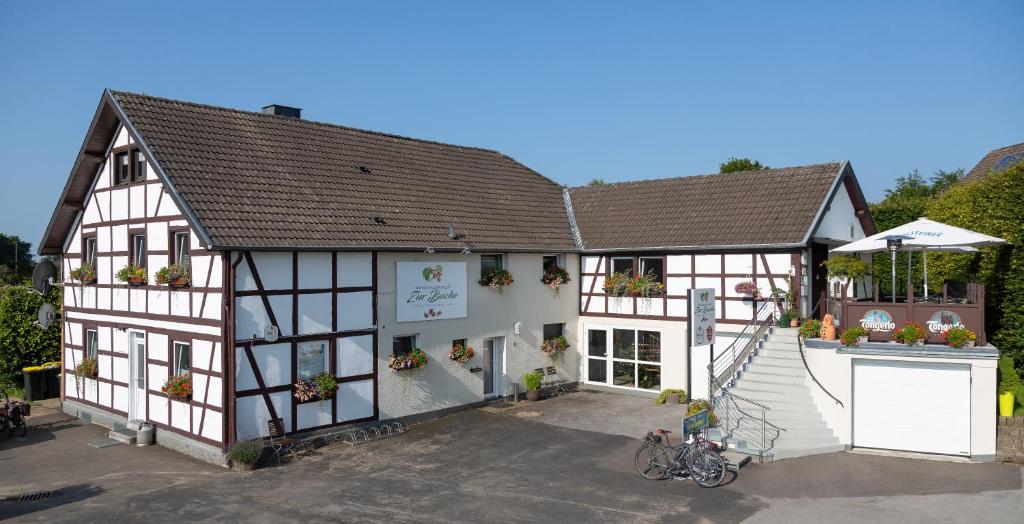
(0, 285, 61, 388)
(924, 161, 1024, 372)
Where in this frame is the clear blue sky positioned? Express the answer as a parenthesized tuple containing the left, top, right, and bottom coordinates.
(2, 1, 1022, 251)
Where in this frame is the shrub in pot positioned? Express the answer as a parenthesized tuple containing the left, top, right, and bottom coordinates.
(892, 322, 926, 346)
(839, 327, 869, 347)
(942, 326, 976, 349)
(655, 388, 686, 405)
(798, 319, 822, 339)
(228, 439, 264, 471)
(524, 371, 543, 401)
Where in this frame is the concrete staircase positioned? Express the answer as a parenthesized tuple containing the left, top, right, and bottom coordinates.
(718, 327, 844, 461)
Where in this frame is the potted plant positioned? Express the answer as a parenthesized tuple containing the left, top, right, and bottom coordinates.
(656, 388, 686, 405)
(942, 326, 976, 349)
(74, 356, 98, 378)
(626, 271, 665, 298)
(892, 322, 927, 346)
(116, 263, 147, 286)
(541, 266, 571, 294)
(839, 327, 870, 347)
(777, 310, 792, 327)
(69, 261, 97, 285)
(686, 398, 718, 426)
(479, 268, 514, 293)
(539, 335, 569, 356)
(155, 262, 190, 288)
(228, 439, 264, 472)
(449, 342, 475, 365)
(798, 319, 822, 339)
(998, 356, 1021, 417)
(603, 271, 630, 297)
(388, 348, 428, 372)
(162, 372, 192, 401)
(524, 370, 543, 401)
(293, 372, 338, 404)
(734, 281, 761, 299)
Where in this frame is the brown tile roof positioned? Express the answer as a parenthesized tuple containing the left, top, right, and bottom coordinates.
(568, 163, 847, 250)
(111, 91, 576, 251)
(964, 142, 1024, 182)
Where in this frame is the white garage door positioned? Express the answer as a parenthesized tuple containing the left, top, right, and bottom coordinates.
(853, 360, 970, 456)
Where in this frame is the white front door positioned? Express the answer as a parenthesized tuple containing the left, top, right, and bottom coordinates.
(482, 337, 506, 398)
(128, 331, 147, 422)
(853, 359, 971, 456)
(584, 327, 662, 391)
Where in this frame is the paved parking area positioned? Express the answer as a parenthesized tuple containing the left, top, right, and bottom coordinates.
(1, 391, 1021, 523)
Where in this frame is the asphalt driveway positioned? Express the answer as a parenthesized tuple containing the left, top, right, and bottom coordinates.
(1, 391, 1021, 523)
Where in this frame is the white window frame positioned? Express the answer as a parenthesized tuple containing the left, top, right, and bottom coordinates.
(84, 237, 97, 266)
(172, 341, 190, 376)
(131, 234, 146, 268)
(85, 329, 98, 359)
(582, 324, 662, 391)
(639, 256, 665, 282)
(173, 232, 190, 265)
(610, 256, 634, 276)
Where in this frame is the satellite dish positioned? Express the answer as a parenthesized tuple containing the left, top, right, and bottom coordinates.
(264, 325, 279, 343)
(37, 303, 58, 329)
(32, 260, 58, 294)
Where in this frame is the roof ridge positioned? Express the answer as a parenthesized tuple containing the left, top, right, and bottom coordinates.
(570, 161, 843, 190)
(109, 89, 507, 157)
(985, 141, 1024, 153)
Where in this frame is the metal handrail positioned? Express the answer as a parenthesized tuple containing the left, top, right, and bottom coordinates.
(796, 334, 844, 407)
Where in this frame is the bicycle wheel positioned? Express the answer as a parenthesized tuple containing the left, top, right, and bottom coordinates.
(634, 442, 671, 480)
(687, 450, 726, 488)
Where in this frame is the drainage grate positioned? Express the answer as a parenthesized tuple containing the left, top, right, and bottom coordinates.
(7, 490, 60, 503)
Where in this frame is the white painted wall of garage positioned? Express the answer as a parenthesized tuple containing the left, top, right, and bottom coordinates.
(376, 252, 580, 420)
(802, 347, 996, 459)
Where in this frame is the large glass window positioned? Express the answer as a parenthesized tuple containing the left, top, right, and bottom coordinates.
(613, 329, 635, 359)
(588, 328, 661, 390)
(587, 329, 607, 357)
(297, 340, 328, 379)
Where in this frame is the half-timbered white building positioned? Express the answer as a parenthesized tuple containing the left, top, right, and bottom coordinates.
(41, 90, 873, 464)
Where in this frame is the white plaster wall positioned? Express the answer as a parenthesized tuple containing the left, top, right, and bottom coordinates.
(801, 347, 997, 459)
(377, 252, 579, 420)
(814, 183, 866, 244)
(578, 316, 689, 393)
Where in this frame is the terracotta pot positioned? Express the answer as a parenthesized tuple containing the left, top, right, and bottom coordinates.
(128, 276, 145, 286)
(526, 389, 541, 401)
(665, 394, 681, 405)
(81, 276, 96, 285)
(168, 277, 189, 288)
(790, 318, 799, 328)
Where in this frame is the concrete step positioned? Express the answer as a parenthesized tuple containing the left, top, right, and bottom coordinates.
(734, 373, 807, 386)
(742, 365, 807, 377)
(730, 417, 831, 430)
(753, 353, 805, 364)
(771, 444, 847, 460)
(730, 384, 812, 399)
(109, 427, 137, 445)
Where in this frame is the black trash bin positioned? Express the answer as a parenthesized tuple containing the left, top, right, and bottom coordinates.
(23, 367, 60, 401)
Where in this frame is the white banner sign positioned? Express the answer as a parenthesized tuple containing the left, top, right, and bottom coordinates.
(396, 261, 468, 322)
(689, 288, 716, 346)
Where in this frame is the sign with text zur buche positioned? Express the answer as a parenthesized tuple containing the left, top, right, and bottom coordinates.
(396, 261, 468, 322)
(689, 288, 716, 346)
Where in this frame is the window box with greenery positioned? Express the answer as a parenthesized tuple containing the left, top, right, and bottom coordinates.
(155, 263, 190, 288)
(539, 335, 569, 356)
(479, 268, 514, 293)
(449, 342, 474, 365)
(839, 327, 869, 347)
(942, 326, 976, 349)
(69, 262, 97, 285)
(293, 372, 338, 404)
(162, 372, 192, 401)
(523, 370, 543, 401)
(389, 348, 428, 372)
(541, 266, 571, 293)
(116, 264, 147, 286)
(798, 319, 822, 339)
(74, 356, 98, 378)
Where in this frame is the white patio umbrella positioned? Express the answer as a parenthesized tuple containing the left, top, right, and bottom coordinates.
(831, 218, 1007, 299)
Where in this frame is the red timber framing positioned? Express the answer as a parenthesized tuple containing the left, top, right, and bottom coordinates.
(578, 251, 801, 325)
(227, 250, 379, 446)
(61, 124, 226, 449)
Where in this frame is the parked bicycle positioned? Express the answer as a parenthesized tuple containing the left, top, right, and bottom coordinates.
(0, 391, 29, 438)
(634, 427, 726, 487)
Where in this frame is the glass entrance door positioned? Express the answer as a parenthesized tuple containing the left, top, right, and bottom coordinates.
(585, 327, 661, 391)
(586, 329, 608, 384)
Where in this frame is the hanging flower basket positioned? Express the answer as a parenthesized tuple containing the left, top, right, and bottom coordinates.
(449, 343, 475, 365)
(479, 269, 514, 293)
(540, 335, 569, 356)
(162, 372, 192, 401)
(389, 348, 428, 372)
(734, 281, 761, 299)
(293, 373, 338, 404)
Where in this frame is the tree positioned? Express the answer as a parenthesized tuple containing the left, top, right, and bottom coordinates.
(719, 157, 768, 174)
(587, 178, 606, 186)
(0, 234, 35, 286)
(0, 284, 62, 390)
